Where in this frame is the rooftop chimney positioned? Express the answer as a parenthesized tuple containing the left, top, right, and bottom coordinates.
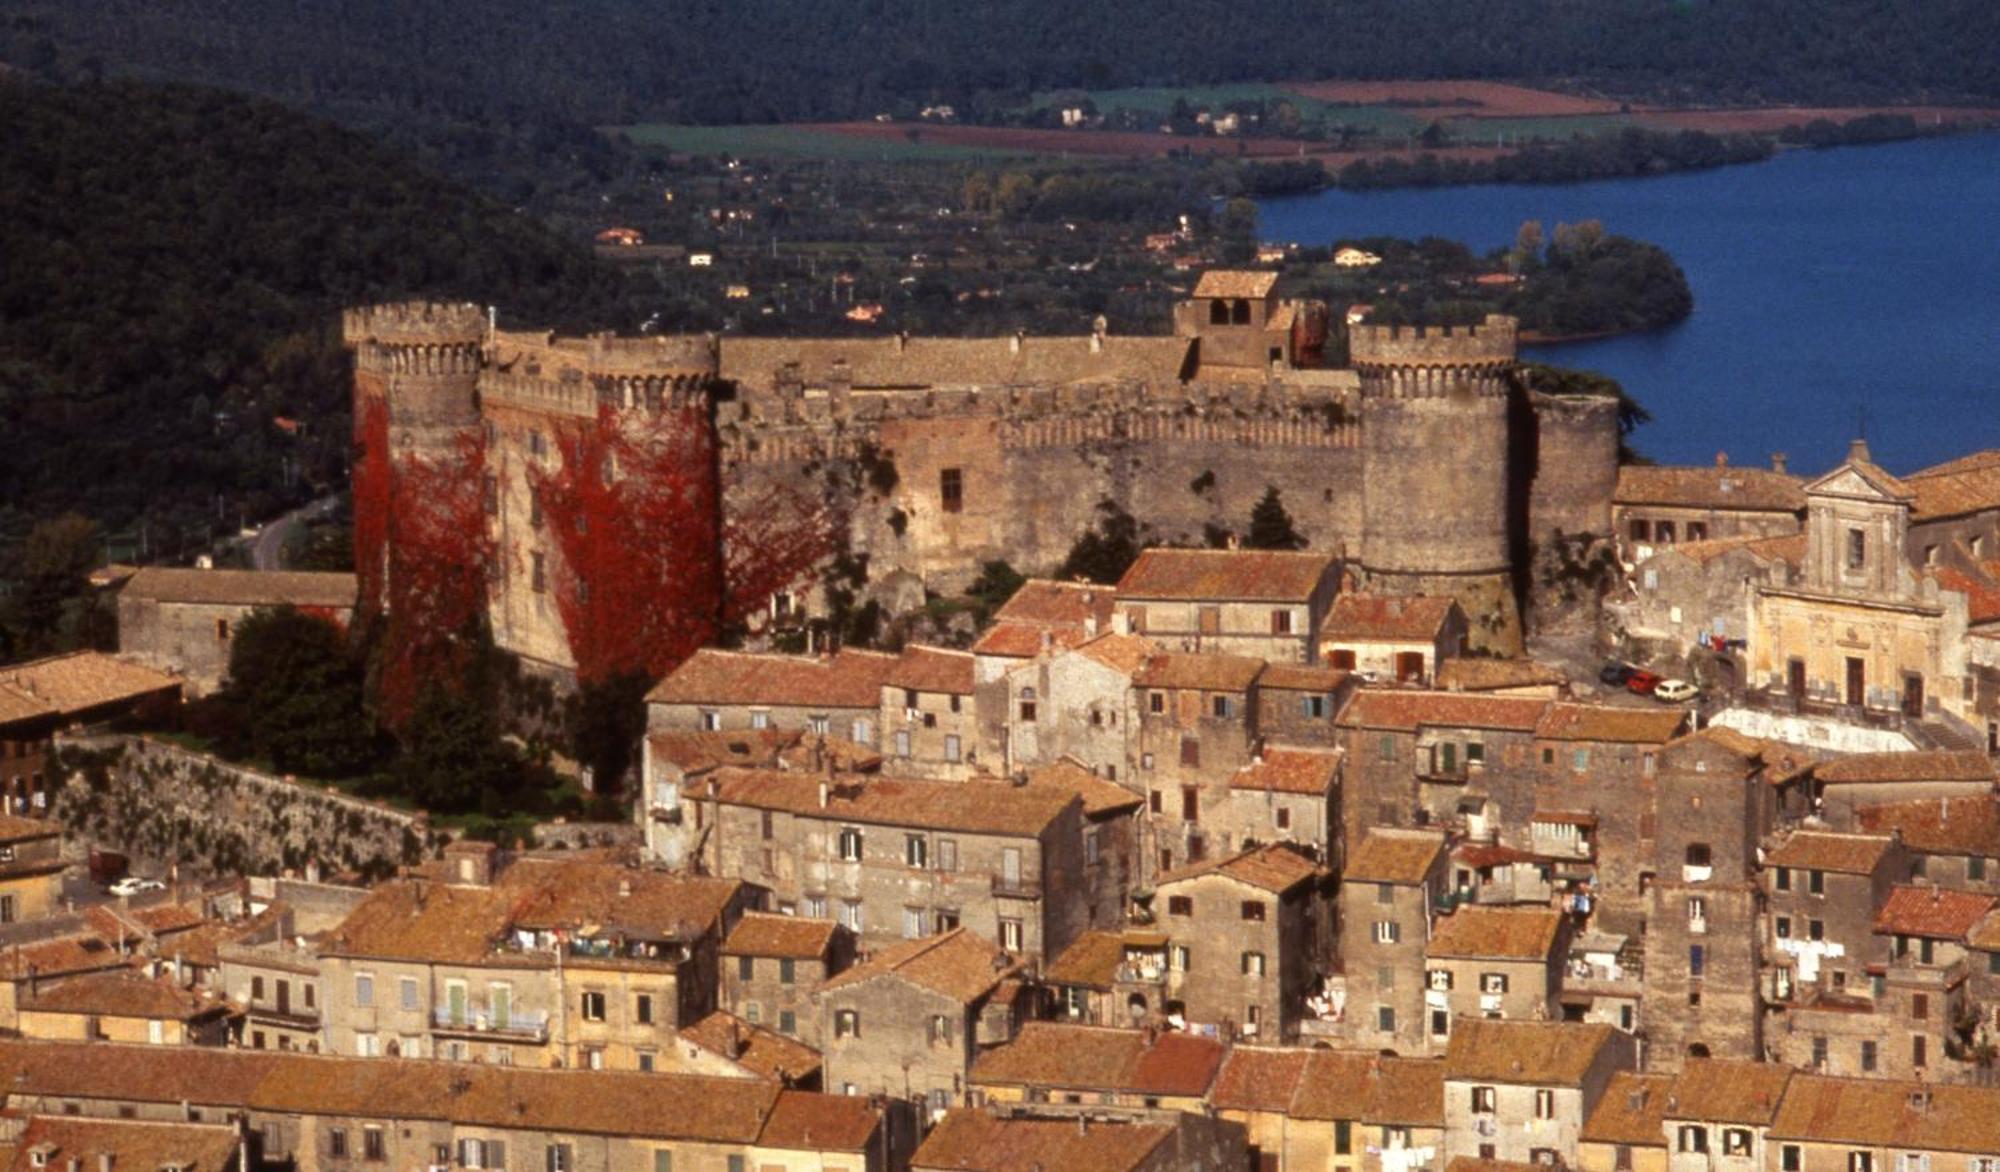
(1772, 452, 1788, 474)
(1715, 451, 1729, 468)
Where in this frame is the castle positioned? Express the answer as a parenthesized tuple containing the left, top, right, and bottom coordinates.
(344, 271, 1620, 680)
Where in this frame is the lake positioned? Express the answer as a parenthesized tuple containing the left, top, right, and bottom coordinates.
(1257, 134, 2000, 475)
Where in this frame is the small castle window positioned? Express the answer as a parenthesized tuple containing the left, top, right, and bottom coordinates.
(1847, 527, 1866, 569)
(940, 468, 964, 514)
(1209, 300, 1229, 325)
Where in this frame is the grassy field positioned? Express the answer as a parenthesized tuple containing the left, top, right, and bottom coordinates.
(618, 122, 1037, 161)
(1450, 114, 1645, 143)
(1031, 82, 1424, 133)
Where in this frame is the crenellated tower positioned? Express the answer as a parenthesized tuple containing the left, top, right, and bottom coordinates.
(343, 302, 487, 457)
(1353, 315, 1523, 653)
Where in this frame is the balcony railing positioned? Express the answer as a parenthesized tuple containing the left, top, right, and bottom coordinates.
(431, 1007, 550, 1041)
(990, 872, 1042, 899)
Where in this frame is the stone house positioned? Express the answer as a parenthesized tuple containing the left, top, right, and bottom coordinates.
(671, 1008, 824, 1087)
(815, 927, 1018, 1112)
(999, 632, 1151, 780)
(1857, 796, 2000, 894)
(1335, 691, 1548, 852)
(1578, 1071, 1674, 1172)
(1022, 759, 1144, 932)
(115, 568, 358, 695)
(1811, 751, 1998, 828)
(1150, 843, 1332, 1041)
(1340, 829, 1450, 1052)
(1208, 1047, 1446, 1172)
(220, 885, 369, 1053)
(1870, 885, 1992, 1071)
(969, 579, 1117, 755)
(1319, 593, 1467, 684)
(15, 971, 231, 1047)
(1041, 928, 1173, 1029)
(1440, 1020, 1636, 1167)
(1747, 441, 1971, 720)
(1762, 831, 1904, 1003)
(673, 768, 1093, 963)
(1423, 907, 1569, 1046)
(638, 728, 879, 869)
(1253, 662, 1356, 748)
(646, 646, 901, 748)
(912, 1104, 1249, 1172)
(1765, 1074, 2000, 1172)
(1654, 1059, 1794, 1172)
(0, 815, 65, 925)
(1612, 458, 1804, 567)
(1626, 534, 1802, 653)
(0, 653, 181, 813)
(0, 1038, 893, 1172)
(967, 1020, 1225, 1113)
(1132, 652, 1267, 874)
(0, 693, 59, 818)
(719, 912, 855, 1044)
(7, 1115, 242, 1172)
(1222, 747, 1344, 868)
(1435, 658, 1570, 698)
(1114, 548, 1340, 664)
(1901, 449, 2000, 565)
(880, 645, 979, 779)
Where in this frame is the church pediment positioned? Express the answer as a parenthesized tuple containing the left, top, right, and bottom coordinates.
(1806, 462, 1911, 503)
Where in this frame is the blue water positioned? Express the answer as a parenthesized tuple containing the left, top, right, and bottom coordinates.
(1257, 135, 2000, 475)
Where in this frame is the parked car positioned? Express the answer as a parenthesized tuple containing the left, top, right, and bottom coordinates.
(1625, 670, 1664, 696)
(1654, 679, 1701, 703)
(108, 877, 165, 898)
(1599, 663, 1636, 687)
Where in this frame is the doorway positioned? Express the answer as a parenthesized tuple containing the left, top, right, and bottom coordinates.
(1845, 657, 1865, 707)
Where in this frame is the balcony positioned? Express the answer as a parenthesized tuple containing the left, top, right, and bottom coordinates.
(244, 1002, 320, 1029)
(431, 1007, 550, 1042)
(990, 872, 1042, 899)
(648, 803, 682, 824)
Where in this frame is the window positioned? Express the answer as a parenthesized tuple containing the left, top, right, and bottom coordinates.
(1378, 735, 1395, 762)
(999, 918, 1023, 952)
(1335, 1120, 1352, 1155)
(1782, 1146, 1802, 1172)
(1212, 694, 1233, 719)
(1169, 945, 1190, 972)
(839, 901, 864, 932)
(894, 729, 911, 758)
(1679, 1127, 1709, 1154)
(252, 976, 266, 1001)
(940, 468, 963, 513)
(1689, 944, 1705, 978)
(329, 1129, 349, 1159)
(362, 1128, 385, 1162)
(1912, 992, 1929, 1021)
(1373, 921, 1400, 944)
(545, 1145, 572, 1172)
(1471, 1086, 1497, 1114)
(1429, 969, 1454, 991)
(1242, 951, 1266, 976)
(1809, 919, 1824, 942)
(215, 618, 230, 641)
(749, 709, 769, 730)
(354, 973, 374, 1008)
(1861, 1040, 1877, 1072)
(807, 713, 829, 735)
(1377, 1005, 1396, 1032)
(1481, 972, 1509, 994)
(1658, 520, 1677, 543)
(1724, 1129, 1752, 1156)
(905, 834, 928, 868)
(778, 1009, 795, 1035)
(1377, 882, 1396, 905)
(945, 734, 961, 762)
(838, 826, 863, 861)
(635, 993, 653, 1025)
(1181, 785, 1199, 821)
(1276, 807, 1291, 830)
(1240, 900, 1266, 922)
(903, 907, 926, 939)
(1572, 748, 1589, 771)
(727, 1158, 746, 1172)
(1271, 609, 1293, 635)
(1168, 895, 1193, 916)
(580, 991, 606, 1022)
(400, 977, 419, 1012)
(1775, 866, 1792, 891)
(1809, 869, 1825, 895)
(1850, 1153, 1873, 1172)
(934, 838, 958, 872)
(1181, 738, 1200, 768)
(1018, 688, 1037, 723)
(1534, 1088, 1555, 1120)
(737, 955, 755, 981)
(929, 1013, 953, 1046)
(1971, 856, 1987, 882)
(1301, 694, 1327, 718)
(1776, 916, 1792, 939)
(1812, 1036, 1828, 1068)
(834, 1009, 860, 1039)
(778, 958, 795, 985)
(1847, 527, 1866, 569)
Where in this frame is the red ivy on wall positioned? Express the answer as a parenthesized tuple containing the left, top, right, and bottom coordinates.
(351, 391, 391, 618)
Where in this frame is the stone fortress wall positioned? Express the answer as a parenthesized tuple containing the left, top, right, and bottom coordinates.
(343, 280, 1622, 676)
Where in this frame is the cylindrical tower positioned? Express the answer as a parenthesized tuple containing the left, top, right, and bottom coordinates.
(343, 301, 487, 458)
(1527, 389, 1620, 547)
(1353, 315, 1523, 654)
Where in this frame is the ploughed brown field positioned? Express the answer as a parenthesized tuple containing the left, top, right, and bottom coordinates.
(1279, 79, 1624, 117)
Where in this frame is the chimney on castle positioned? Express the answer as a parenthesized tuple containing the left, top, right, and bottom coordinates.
(1771, 452, 1788, 474)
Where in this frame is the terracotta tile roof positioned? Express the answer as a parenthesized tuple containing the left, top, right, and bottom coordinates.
(679, 1011, 823, 1084)
(1337, 690, 1548, 733)
(1816, 751, 1997, 786)
(1344, 829, 1447, 885)
(1256, 663, 1350, 691)
(707, 769, 1076, 837)
(1679, 726, 1819, 784)
(1322, 594, 1458, 642)
(1765, 831, 1895, 875)
(1534, 702, 1687, 744)
(646, 647, 899, 708)
(1581, 1072, 1676, 1145)
(1447, 1159, 1545, 1172)
(321, 879, 516, 963)
(1904, 449, 2000, 520)
(1116, 548, 1334, 603)
(1022, 760, 1144, 818)
(757, 1089, 881, 1153)
(9, 1115, 240, 1172)
(1132, 652, 1265, 692)
(122, 567, 357, 609)
(970, 1022, 1225, 1098)
(1663, 1059, 1793, 1126)
(887, 645, 976, 695)
(1767, 1074, 2000, 1152)
(1646, 531, 1807, 570)
(1155, 842, 1321, 894)
(1443, 1020, 1618, 1086)
(970, 622, 1067, 659)
(1968, 910, 2000, 952)
(1284, 1051, 1445, 1124)
(1932, 564, 2000, 625)
(819, 928, 1013, 1005)
(1857, 796, 2000, 856)
(1436, 658, 1567, 693)
(1872, 885, 1996, 939)
(1074, 633, 1159, 677)
(1615, 464, 1804, 512)
(646, 729, 799, 775)
(0, 653, 180, 719)
(991, 580, 1117, 630)
(720, 334, 1192, 393)
(911, 1109, 1172, 1172)
(1193, 270, 1280, 300)
(1425, 906, 1563, 961)
(1229, 747, 1341, 795)
(723, 912, 841, 960)
(1042, 931, 1128, 988)
(0, 815, 59, 843)
(20, 971, 228, 1022)
(0, 683, 56, 727)
(0, 934, 135, 982)
(1209, 1046, 1313, 1113)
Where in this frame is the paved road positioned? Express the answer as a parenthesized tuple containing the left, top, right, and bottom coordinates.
(249, 495, 340, 571)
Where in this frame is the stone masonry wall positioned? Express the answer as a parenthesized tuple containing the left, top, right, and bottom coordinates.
(52, 735, 430, 881)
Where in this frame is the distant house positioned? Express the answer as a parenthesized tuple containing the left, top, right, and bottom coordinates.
(688, 252, 714, 267)
(845, 303, 885, 323)
(1335, 247, 1383, 268)
(594, 227, 644, 247)
(117, 568, 358, 694)
(1319, 593, 1467, 684)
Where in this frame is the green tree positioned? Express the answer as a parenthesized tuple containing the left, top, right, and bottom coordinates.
(965, 560, 1025, 618)
(2, 513, 101, 658)
(224, 606, 380, 778)
(392, 682, 521, 813)
(1246, 486, 1305, 550)
(1511, 219, 1545, 274)
(1058, 499, 1144, 584)
(567, 670, 651, 794)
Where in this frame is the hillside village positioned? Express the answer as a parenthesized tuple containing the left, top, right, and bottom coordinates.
(4, 282, 2000, 1171)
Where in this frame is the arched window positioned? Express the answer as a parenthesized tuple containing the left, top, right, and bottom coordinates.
(1209, 299, 1229, 325)
(1231, 298, 1251, 325)
(1018, 687, 1038, 724)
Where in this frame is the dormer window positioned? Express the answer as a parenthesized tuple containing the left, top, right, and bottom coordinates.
(1847, 527, 1866, 569)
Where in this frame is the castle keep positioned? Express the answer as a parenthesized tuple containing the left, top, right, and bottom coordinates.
(344, 273, 1620, 679)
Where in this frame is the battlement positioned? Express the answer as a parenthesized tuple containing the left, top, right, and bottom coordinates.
(1349, 314, 1517, 369)
(491, 328, 719, 377)
(342, 301, 487, 347)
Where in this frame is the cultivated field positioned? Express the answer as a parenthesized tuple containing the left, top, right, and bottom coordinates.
(1278, 79, 1626, 117)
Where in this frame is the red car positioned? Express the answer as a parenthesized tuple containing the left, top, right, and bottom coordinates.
(1625, 670, 1664, 695)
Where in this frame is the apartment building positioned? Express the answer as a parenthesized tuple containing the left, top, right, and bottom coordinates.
(1114, 548, 1339, 664)
(718, 912, 855, 1045)
(1341, 829, 1451, 1053)
(1441, 1021, 1636, 1167)
(1150, 843, 1333, 1041)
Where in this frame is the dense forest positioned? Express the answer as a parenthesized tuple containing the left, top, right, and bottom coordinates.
(0, 80, 635, 555)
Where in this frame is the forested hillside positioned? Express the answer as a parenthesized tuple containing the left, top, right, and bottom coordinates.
(0, 80, 631, 552)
